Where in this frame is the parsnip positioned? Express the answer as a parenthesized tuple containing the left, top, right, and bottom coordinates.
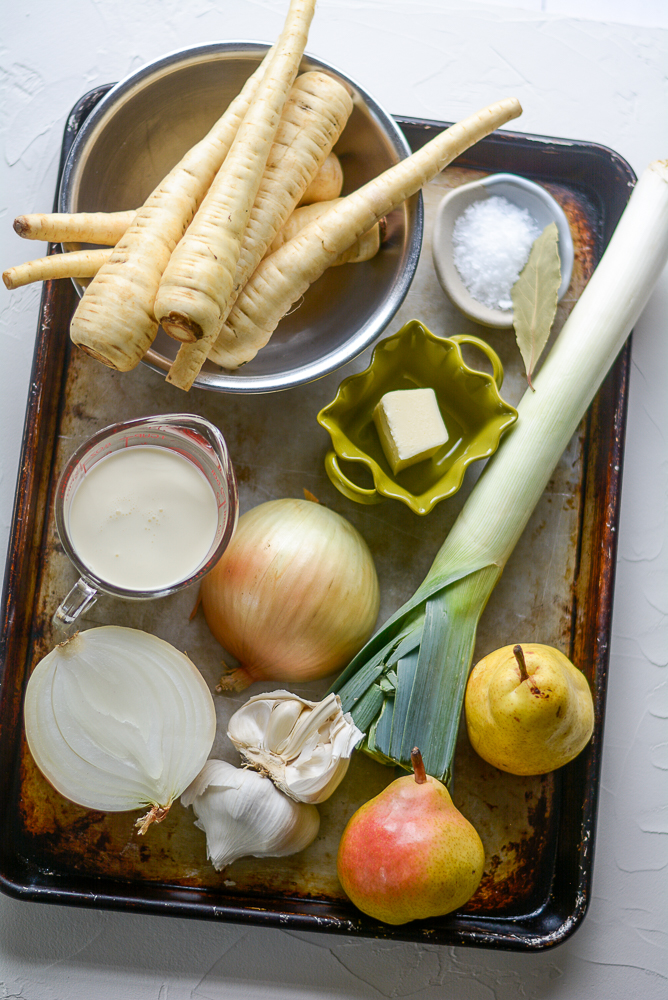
(3, 199, 376, 297)
(68, 47, 274, 372)
(13, 211, 136, 245)
(206, 200, 380, 367)
(166, 71, 352, 390)
(155, 0, 316, 352)
(298, 151, 343, 205)
(265, 199, 382, 261)
(207, 214, 380, 369)
(3, 195, 376, 295)
(12, 157, 343, 248)
(3, 248, 112, 289)
(211, 98, 523, 370)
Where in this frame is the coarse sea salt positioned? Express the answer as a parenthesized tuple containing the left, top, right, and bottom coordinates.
(452, 195, 541, 311)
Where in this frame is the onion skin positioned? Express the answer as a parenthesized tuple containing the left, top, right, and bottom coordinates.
(201, 499, 380, 685)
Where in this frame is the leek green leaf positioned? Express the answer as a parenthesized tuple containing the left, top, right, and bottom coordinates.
(511, 222, 561, 389)
(351, 684, 385, 733)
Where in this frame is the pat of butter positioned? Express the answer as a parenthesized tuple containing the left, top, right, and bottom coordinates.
(373, 388, 448, 475)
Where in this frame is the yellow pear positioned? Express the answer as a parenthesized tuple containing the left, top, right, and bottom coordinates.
(465, 643, 594, 775)
(336, 749, 485, 925)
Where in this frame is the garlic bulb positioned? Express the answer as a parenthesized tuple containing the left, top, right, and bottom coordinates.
(24, 626, 216, 833)
(181, 759, 320, 869)
(227, 691, 363, 803)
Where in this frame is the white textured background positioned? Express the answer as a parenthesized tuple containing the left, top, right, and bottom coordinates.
(2, 2, 667, 997)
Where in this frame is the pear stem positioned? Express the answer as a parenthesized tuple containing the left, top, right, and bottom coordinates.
(513, 644, 541, 694)
(411, 747, 428, 784)
(513, 644, 529, 681)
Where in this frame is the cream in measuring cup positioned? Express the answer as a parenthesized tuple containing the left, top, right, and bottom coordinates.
(68, 446, 219, 591)
(53, 414, 238, 633)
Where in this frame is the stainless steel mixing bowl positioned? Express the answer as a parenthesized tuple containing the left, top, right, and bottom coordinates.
(59, 42, 422, 393)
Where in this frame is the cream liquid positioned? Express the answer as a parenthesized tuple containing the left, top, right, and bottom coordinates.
(68, 446, 219, 591)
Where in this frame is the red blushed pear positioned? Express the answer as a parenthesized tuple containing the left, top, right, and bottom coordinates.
(336, 749, 485, 925)
(465, 643, 595, 775)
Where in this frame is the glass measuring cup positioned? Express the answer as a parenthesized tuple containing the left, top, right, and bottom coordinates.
(53, 413, 238, 633)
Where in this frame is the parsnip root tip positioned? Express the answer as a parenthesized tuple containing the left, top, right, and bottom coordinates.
(75, 343, 123, 370)
(161, 313, 205, 343)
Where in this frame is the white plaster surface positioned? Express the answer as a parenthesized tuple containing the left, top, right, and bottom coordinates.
(1, 1, 667, 996)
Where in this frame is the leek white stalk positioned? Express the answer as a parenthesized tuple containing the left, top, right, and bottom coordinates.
(181, 759, 320, 869)
(24, 626, 217, 833)
(333, 160, 668, 782)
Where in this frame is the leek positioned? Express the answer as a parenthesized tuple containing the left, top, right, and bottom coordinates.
(333, 160, 668, 782)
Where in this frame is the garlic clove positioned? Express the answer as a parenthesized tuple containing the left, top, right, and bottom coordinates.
(227, 690, 363, 804)
(265, 698, 306, 751)
(181, 759, 319, 870)
(226, 696, 273, 747)
(281, 693, 339, 758)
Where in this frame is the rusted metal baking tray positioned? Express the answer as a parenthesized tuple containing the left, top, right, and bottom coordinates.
(0, 87, 634, 950)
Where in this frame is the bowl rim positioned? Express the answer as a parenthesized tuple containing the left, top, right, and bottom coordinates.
(59, 40, 423, 394)
(431, 171, 574, 329)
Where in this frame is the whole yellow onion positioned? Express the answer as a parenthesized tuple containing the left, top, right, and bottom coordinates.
(201, 498, 380, 688)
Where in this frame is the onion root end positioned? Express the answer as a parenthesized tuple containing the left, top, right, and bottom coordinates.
(135, 804, 171, 835)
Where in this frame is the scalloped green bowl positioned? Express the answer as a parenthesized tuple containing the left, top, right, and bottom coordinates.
(317, 319, 518, 515)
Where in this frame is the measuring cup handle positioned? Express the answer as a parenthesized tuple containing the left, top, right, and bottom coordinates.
(52, 578, 98, 635)
(449, 334, 505, 390)
(325, 452, 385, 506)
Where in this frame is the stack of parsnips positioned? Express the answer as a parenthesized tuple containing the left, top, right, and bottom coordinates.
(5, 0, 522, 391)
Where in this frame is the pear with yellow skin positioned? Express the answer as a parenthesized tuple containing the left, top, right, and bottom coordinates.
(465, 643, 594, 775)
(337, 749, 485, 925)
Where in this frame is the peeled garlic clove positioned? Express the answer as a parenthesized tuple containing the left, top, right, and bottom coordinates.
(181, 759, 319, 870)
(227, 690, 363, 804)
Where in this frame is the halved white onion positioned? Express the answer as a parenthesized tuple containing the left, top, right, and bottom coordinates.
(24, 626, 216, 832)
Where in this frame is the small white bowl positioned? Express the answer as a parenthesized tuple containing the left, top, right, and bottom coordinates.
(432, 172, 574, 329)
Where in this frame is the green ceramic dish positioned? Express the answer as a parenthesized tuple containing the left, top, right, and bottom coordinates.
(317, 319, 518, 515)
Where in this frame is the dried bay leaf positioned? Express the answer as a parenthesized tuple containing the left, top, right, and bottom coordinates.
(511, 221, 561, 389)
